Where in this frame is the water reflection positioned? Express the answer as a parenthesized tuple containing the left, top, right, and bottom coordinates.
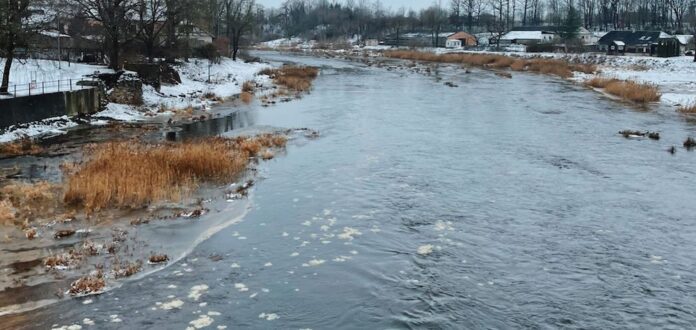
(174, 110, 257, 141)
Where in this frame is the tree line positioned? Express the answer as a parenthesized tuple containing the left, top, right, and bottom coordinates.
(0, 0, 260, 93)
(258, 0, 696, 42)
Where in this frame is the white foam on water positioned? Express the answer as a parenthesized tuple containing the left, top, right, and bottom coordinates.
(302, 259, 326, 267)
(417, 244, 434, 255)
(258, 313, 279, 321)
(189, 315, 214, 328)
(230, 263, 240, 268)
(290, 252, 300, 257)
(338, 227, 362, 240)
(160, 299, 184, 310)
(234, 283, 249, 292)
(188, 285, 209, 301)
(264, 262, 273, 267)
(82, 318, 94, 326)
(208, 311, 221, 316)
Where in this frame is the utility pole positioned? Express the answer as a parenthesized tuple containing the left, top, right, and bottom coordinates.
(57, 20, 62, 69)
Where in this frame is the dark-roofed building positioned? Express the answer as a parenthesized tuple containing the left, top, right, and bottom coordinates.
(598, 31, 673, 55)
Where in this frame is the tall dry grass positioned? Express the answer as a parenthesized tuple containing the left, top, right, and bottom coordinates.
(0, 182, 61, 225)
(64, 135, 287, 211)
(383, 50, 596, 78)
(261, 66, 319, 92)
(0, 137, 43, 156)
(240, 91, 253, 104)
(586, 77, 661, 103)
(677, 103, 696, 114)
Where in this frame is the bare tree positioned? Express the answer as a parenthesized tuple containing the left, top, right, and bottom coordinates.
(0, 0, 37, 93)
(72, 0, 138, 70)
(136, 0, 167, 62)
(222, 0, 256, 61)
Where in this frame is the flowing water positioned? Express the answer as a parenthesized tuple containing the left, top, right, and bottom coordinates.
(4, 53, 696, 329)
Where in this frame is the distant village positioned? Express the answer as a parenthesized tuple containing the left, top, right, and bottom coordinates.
(369, 27, 693, 58)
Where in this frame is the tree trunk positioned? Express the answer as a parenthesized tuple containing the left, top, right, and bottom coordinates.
(111, 36, 120, 70)
(0, 52, 13, 94)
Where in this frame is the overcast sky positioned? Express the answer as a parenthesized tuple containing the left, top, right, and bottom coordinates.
(256, 0, 432, 11)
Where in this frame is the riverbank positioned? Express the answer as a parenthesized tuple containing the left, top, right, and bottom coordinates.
(0, 57, 271, 143)
(0, 56, 321, 318)
(258, 45, 696, 110)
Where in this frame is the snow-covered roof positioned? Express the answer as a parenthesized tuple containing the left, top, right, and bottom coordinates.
(613, 40, 625, 46)
(675, 34, 693, 45)
(40, 30, 71, 38)
(501, 31, 543, 41)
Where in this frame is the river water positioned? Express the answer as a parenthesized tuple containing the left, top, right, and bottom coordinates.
(5, 53, 696, 329)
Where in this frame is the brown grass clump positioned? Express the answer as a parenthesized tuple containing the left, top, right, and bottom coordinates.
(0, 137, 43, 156)
(261, 66, 319, 92)
(586, 77, 661, 103)
(240, 91, 253, 104)
(383, 51, 595, 79)
(114, 260, 142, 278)
(149, 254, 169, 264)
(0, 181, 61, 224)
(585, 77, 619, 89)
(64, 135, 287, 212)
(677, 103, 696, 114)
(526, 59, 573, 78)
(242, 81, 255, 93)
(261, 150, 274, 160)
(0, 200, 15, 225)
(44, 250, 83, 269)
(510, 59, 527, 71)
(64, 139, 249, 211)
(604, 80, 661, 103)
(69, 271, 105, 295)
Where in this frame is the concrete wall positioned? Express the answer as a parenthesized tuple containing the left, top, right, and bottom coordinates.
(0, 88, 102, 128)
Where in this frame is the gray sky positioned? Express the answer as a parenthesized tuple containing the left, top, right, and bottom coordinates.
(256, 0, 432, 11)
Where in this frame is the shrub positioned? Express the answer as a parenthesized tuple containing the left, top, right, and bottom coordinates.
(240, 91, 253, 104)
(604, 80, 661, 103)
(677, 103, 696, 114)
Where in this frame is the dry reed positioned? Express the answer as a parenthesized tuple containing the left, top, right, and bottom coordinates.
(240, 91, 253, 104)
(260, 66, 319, 92)
(64, 135, 287, 211)
(586, 77, 661, 103)
(677, 103, 696, 114)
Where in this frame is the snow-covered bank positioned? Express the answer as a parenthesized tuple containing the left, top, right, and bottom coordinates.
(375, 47, 696, 108)
(0, 58, 112, 87)
(0, 57, 271, 142)
(102, 57, 271, 122)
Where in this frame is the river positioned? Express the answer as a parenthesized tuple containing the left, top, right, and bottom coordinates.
(4, 52, 696, 329)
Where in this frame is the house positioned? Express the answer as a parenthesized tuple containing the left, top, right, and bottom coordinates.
(607, 40, 625, 55)
(598, 31, 672, 55)
(655, 36, 681, 57)
(500, 27, 557, 45)
(501, 26, 597, 46)
(445, 32, 477, 48)
(674, 35, 694, 54)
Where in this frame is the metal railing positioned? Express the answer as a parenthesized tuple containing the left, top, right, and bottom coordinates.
(2, 77, 99, 98)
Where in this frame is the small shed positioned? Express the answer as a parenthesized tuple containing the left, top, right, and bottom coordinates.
(607, 40, 625, 55)
(446, 32, 477, 48)
(364, 39, 379, 47)
(655, 37, 680, 57)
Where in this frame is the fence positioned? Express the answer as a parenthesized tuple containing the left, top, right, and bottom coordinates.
(2, 77, 98, 99)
